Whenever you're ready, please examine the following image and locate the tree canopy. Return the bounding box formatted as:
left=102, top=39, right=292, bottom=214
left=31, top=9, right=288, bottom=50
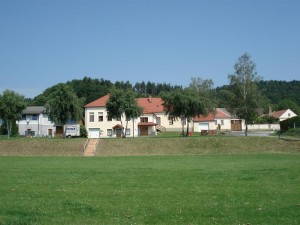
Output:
left=106, top=87, right=142, bottom=137
left=221, top=53, right=262, bottom=136
left=161, top=88, right=209, bottom=136
left=45, top=84, right=84, bottom=137
left=0, top=90, right=27, bottom=138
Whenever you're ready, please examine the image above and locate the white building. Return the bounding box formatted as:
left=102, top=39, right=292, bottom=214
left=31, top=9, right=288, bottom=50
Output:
left=84, top=95, right=185, bottom=138
left=17, top=106, right=56, bottom=137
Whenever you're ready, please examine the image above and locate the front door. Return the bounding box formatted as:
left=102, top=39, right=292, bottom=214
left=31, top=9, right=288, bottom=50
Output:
left=116, top=129, right=122, bottom=138
left=48, top=129, right=53, bottom=137
left=140, top=126, right=148, bottom=136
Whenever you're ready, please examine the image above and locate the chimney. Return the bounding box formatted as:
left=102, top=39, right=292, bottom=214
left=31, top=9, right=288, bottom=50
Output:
left=269, top=106, right=272, bottom=116
left=148, top=95, right=152, bottom=103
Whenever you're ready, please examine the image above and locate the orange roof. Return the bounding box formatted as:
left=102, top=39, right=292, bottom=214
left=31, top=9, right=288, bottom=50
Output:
left=272, top=110, right=286, bottom=118
left=193, top=108, right=231, bottom=122
left=137, top=97, right=164, bottom=114
left=194, top=113, right=215, bottom=122
left=84, top=95, right=110, bottom=108
left=85, top=95, right=165, bottom=114
left=215, top=108, right=231, bottom=119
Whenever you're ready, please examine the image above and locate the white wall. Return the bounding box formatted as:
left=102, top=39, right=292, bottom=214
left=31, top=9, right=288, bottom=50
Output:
left=247, top=124, right=280, bottom=131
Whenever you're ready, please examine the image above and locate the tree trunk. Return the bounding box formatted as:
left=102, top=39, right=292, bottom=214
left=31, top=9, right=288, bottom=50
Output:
left=186, top=119, right=190, bottom=137
left=245, top=123, right=248, bottom=137
left=7, top=121, right=10, bottom=139
left=124, top=120, right=129, bottom=138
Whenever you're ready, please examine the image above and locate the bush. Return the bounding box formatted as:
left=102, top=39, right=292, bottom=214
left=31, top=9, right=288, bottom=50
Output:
left=80, top=125, right=88, bottom=138
left=283, top=128, right=300, bottom=137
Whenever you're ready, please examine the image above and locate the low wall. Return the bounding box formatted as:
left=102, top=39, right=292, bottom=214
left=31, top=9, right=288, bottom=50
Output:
left=247, top=124, right=280, bottom=131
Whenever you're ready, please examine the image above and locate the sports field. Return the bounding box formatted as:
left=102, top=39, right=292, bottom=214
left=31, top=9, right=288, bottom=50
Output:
left=0, top=153, right=299, bottom=224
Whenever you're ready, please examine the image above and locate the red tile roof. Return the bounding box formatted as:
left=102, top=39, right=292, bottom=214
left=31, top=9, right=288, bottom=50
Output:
left=194, top=113, right=215, bottom=122
left=272, top=110, right=286, bottom=118
left=137, top=97, right=164, bottom=114
left=85, top=95, right=165, bottom=114
left=193, top=108, right=232, bottom=122
left=84, top=95, right=110, bottom=108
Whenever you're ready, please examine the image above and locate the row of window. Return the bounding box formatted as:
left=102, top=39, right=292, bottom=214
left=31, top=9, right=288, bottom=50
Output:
left=106, top=128, right=131, bottom=136
left=89, top=112, right=121, bottom=122
left=88, top=112, right=176, bottom=126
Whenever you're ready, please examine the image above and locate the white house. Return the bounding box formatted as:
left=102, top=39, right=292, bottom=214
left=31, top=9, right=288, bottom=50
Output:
left=84, top=95, right=185, bottom=138
left=17, top=106, right=56, bottom=137
left=271, top=109, right=297, bottom=121
left=193, top=108, right=245, bottom=133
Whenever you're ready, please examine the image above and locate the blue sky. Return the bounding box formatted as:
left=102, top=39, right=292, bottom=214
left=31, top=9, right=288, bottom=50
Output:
left=0, top=0, right=299, bottom=98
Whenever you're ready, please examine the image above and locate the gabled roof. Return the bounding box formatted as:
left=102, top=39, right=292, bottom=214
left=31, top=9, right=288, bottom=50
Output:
left=137, top=97, right=164, bottom=114
left=194, top=113, right=215, bottom=122
left=193, top=108, right=232, bottom=122
left=215, top=108, right=231, bottom=119
left=22, top=106, right=46, bottom=114
left=85, top=95, right=165, bottom=114
left=272, top=109, right=287, bottom=119
left=84, top=95, right=110, bottom=108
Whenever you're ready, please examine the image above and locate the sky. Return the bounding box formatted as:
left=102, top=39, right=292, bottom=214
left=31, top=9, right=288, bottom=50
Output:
left=0, top=0, right=299, bottom=98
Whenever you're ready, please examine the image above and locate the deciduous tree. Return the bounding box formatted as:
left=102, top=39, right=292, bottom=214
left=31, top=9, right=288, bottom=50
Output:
left=45, top=83, right=84, bottom=137
left=221, top=53, right=262, bottom=136
left=0, top=90, right=27, bottom=138
left=106, top=87, right=142, bottom=137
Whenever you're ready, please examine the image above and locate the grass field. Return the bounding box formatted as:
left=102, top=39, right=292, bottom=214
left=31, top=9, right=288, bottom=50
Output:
left=0, top=154, right=299, bottom=225
left=0, top=136, right=299, bottom=224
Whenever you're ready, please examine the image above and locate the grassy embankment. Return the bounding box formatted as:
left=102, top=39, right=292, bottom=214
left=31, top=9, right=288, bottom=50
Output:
left=0, top=135, right=299, bottom=224
left=0, top=134, right=299, bottom=156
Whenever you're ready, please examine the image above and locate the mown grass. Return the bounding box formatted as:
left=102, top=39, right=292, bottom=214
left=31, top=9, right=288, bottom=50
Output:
left=0, top=155, right=299, bottom=225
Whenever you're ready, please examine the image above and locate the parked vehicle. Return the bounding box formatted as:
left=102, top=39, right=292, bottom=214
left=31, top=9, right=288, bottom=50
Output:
left=64, top=124, right=80, bottom=138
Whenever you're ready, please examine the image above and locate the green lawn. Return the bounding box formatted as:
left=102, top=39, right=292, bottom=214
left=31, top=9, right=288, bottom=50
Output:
left=0, top=154, right=299, bottom=225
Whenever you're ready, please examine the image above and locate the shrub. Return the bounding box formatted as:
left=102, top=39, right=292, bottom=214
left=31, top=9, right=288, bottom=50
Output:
left=80, top=125, right=88, bottom=138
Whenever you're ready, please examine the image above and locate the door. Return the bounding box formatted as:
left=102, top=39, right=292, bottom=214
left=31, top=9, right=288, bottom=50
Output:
left=140, top=126, right=148, bottom=136
left=116, top=129, right=122, bottom=138
left=48, top=129, right=53, bottom=137
left=89, top=128, right=100, bottom=138
left=231, top=120, right=242, bottom=131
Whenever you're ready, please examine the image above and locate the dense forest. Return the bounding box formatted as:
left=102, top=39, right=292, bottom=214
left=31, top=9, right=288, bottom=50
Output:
left=28, top=77, right=300, bottom=115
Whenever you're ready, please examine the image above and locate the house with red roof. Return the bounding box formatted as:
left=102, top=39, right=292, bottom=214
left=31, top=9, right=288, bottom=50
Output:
left=193, top=108, right=244, bottom=132
left=271, top=109, right=297, bottom=121
left=84, top=95, right=185, bottom=138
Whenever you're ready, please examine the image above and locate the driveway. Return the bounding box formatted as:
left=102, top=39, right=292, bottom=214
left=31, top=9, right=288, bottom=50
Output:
left=227, top=131, right=275, bottom=137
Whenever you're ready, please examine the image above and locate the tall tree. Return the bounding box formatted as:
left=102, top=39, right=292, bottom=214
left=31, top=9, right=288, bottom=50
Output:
left=0, top=90, right=27, bottom=138
left=161, top=89, right=209, bottom=136
left=106, top=87, right=142, bottom=137
left=188, top=77, right=217, bottom=113
left=45, top=83, right=84, bottom=137
left=222, top=53, right=262, bottom=136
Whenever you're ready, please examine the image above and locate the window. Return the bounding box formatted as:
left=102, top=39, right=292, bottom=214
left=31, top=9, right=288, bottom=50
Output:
left=107, top=129, right=112, bottom=136
left=21, top=115, right=26, bottom=120
left=32, top=115, right=38, bottom=120
left=221, top=120, right=224, bottom=125
left=116, top=116, right=121, bottom=121
left=107, top=115, right=112, bottom=121
left=215, top=120, right=218, bottom=125
left=288, top=113, right=291, bottom=117
left=156, top=117, right=161, bottom=125
left=126, top=129, right=130, bottom=136
left=89, top=112, right=94, bottom=122
left=168, top=116, right=174, bottom=125
left=98, top=112, right=103, bottom=122
left=140, top=117, right=148, bottom=123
